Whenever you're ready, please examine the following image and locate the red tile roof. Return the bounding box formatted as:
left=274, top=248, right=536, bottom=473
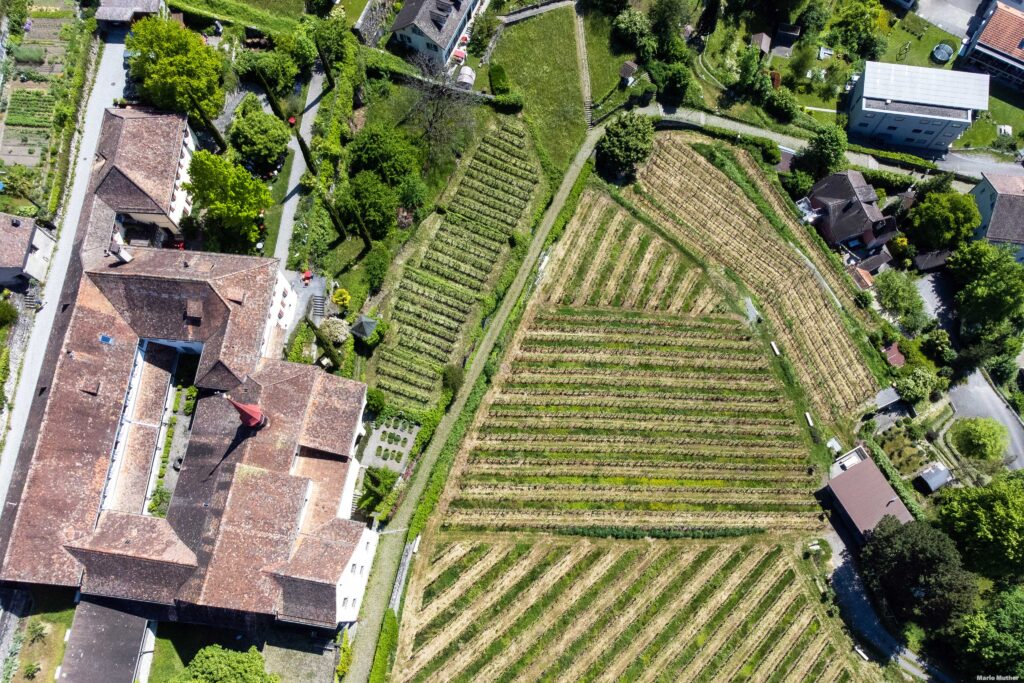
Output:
left=978, top=2, right=1024, bottom=62
left=885, top=343, right=906, bottom=368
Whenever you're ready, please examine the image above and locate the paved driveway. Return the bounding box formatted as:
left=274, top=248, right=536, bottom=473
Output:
left=949, top=371, right=1024, bottom=470
left=914, top=0, right=983, bottom=37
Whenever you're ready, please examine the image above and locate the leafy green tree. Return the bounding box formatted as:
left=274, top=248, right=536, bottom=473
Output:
left=467, top=11, right=499, bottom=56
left=827, top=0, right=888, bottom=59
left=650, top=61, right=696, bottom=106
left=228, top=94, right=291, bottom=172
left=873, top=269, right=929, bottom=334
left=939, top=472, right=1024, bottom=577
left=364, top=243, right=391, bottom=293
left=613, top=8, right=653, bottom=51
left=648, top=0, right=688, bottom=53
left=764, top=86, right=799, bottom=123
left=3, top=163, right=41, bottom=209
left=171, top=645, right=278, bottom=683
left=948, top=241, right=1024, bottom=366
left=735, top=45, right=771, bottom=101
left=797, top=3, right=828, bottom=37
left=799, top=125, right=847, bottom=177
left=952, top=587, right=1024, bottom=679
left=950, top=418, right=1009, bottom=461
left=894, top=367, right=937, bottom=404
left=907, top=192, right=981, bottom=251
left=126, top=17, right=225, bottom=120
left=185, top=151, right=272, bottom=252
left=347, top=126, right=418, bottom=188
left=308, top=14, right=358, bottom=66
left=235, top=49, right=299, bottom=97
left=596, top=111, right=655, bottom=178
left=346, top=171, right=398, bottom=240
left=273, top=32, right=316, bottom=72
left=860, top=517, right=979, bottom=629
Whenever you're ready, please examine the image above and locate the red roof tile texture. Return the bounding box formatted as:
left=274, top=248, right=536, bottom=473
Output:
left=979, top=2, right=1024, bottom=62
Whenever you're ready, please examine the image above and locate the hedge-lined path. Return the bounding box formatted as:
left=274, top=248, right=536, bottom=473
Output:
left=346, top=125, right=605, bottom=683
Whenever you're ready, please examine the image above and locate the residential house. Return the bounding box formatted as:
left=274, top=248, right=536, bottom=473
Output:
left=827, top=447, right=914, bottom=544
left=391, top=0, right=482, bottom=64
left=917, top=462, right=952, bottom=493
left=95, top=0, right=165, bottom=23
left=848, top=62, right=989, bottom=153
left=808, top=170, right=898, bottom=259
left=965, top=1, right=1024, bottom=89
left=0, top=214, right=55, bottom=286
left=94, top=108, right=196, bottom=235
left=750, top=32, right=771, bottom=55
left=972, top=173, right=1024, bottom=260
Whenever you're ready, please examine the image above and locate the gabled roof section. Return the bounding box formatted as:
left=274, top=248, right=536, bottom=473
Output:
left=65, top=511, right=197, bottom=566
left=829, top=457, right=913, bottom=538
left=0, top=213, right=35, bottom=269
left=982, top=174, right=1024, bottom=244
left=93, top=108, right=186, bottom=216
left=265, top=518, right=364, bottom=584
left=978, top=2, right=1024, bottom=63
left=391, top=0, right=471, bottom=51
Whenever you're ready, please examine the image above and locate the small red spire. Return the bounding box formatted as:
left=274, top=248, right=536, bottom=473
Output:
left=225, top=395, right=267, bottom=429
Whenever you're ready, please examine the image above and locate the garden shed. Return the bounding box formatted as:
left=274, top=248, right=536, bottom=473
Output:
left=351, top=314, right=378, bottom=340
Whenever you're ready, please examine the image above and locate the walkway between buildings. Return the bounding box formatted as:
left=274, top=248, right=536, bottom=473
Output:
left=346, top=126, right=605, bottom=683
left=0, top=31, right=127, bottom=514
left=274, top=67, right=327, bottom=270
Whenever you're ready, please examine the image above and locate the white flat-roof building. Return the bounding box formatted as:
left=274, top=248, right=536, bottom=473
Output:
left=848, top=62, right=990, bottom=153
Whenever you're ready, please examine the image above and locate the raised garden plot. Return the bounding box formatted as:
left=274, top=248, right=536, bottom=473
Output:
left=361, top=416, right=420, bottom=474
left=0, top=126, right=50, bottom=168
left=5, top=90, right=56, bottom=128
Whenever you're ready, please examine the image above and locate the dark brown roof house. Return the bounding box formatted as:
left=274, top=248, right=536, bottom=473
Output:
left=0, top=107, right=377, bottom=633
left=828, top=446, right=913, bottom=544
left=972, top=173, right=1024, bottom=253
left=809, top=170, right=898, bottom=251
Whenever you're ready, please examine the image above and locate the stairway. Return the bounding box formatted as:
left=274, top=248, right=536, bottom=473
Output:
left=311, top=295, right=326, bottom=321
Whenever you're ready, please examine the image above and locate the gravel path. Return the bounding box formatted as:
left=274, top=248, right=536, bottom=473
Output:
left=346, top=126, right=605, bottom=683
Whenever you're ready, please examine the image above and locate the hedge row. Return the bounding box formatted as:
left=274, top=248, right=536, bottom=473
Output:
left=847, top=143, right=938, bottom=171
left=368, top=609, right=398, bottom=683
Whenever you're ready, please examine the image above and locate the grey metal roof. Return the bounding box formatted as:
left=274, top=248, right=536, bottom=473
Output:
left=875, top=386, right=901, bottom=409
left=391, top=0, right=471, bottom=52
left=861, top=61, right=990, bottom=113
left=919, top=462, right=952, bottom=492
left=351, top=314, right=378, bottom=340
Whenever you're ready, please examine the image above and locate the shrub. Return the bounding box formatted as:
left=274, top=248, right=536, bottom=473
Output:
left=332, top=287, right=351, bottom=310
left=950, top=418, right=1009, bottom=461
left=492, top=92, right=524, bottom=113
left=764, top=86, right=799, bottom=123
left=0, top=300, right=18, bottom=327
left=27, top=620, right=45, bottom=644
left=489, top=63, right=511, bottom=95
left=366, top=388, right=387, bottom=414
left=184, top=385, right=198, bottom=416
left=12, top=45, right=45, bottom=64
left=442, top=364, right=464, bottom=394
left=364, top=243, right=390, bottom=293
left=369, top=610, right=398, bottom=683
left=22, top=661, right=40, bottom=680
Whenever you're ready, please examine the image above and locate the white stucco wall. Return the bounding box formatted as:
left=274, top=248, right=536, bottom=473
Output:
left=335, top=527, right=378, bottom=623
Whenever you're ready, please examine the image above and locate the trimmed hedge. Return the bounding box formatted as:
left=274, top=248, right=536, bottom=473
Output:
left=368, top=609, right=398, bottom=683
left=489, top=63, right=510, bottom=95
left=848, top=143, right=938, bottom=171
left=854, top=166, right=916, bottom=194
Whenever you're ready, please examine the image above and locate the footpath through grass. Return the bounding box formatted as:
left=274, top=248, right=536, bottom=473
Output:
left=492, top=7, right=586, bottom=180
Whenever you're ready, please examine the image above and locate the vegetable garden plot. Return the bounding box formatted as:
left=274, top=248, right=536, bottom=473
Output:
left=395, top=538, right=866, bottom=682
left=374, top=121, right=540, bottom=410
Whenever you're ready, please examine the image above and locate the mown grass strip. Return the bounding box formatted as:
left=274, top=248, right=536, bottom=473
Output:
left=658, top=545, right=785, bottom=680
left=412, top=544, right=531, bottom=651
left=692, top=567, right=796, bottom=683
left=498, top=549, right=643, bottom=680
left=451, top=547, right=607, bottom=682
left=617, top=544, right=752, bottom=681
left=421, top=543, right=491, bottom=607
left=731, top=595, right=808, bottom=682
left=412, top=545, right=570, bottom=682
left=448, top=498, right=814, bottom=514
left=541, top=548, right=684, bottom=681
left=578, top=546, right=720, bottom=682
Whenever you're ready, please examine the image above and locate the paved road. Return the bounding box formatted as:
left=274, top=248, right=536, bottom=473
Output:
left=950, top=371, right=1024, bottom=470
left=346, top=126, right=604, bottom=683
left=824, top=531, right=957, bottom=683
left=915, top=273, right=1024, bottom=470
left=500, top=0, right=573, bottom=23
left=939, top=150, right=1024, bottom=178
left=0, top=32, right=127, bottom=511
left=274, top=68, right=326, bottom=269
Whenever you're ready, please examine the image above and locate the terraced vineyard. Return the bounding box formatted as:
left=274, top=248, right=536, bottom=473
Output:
left=629, top=134, right=877, bottom=419
left=374, top=121, right=540, bottom=409
left=542, top=193, right=722, bottom=314
left=394, top=142, right=877, bottom=681
left=396, top=537, right=862, bottom=682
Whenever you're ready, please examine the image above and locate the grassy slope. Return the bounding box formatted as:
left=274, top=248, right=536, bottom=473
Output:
left=583, top=11, right=632, bottom=103
left=957, top=83, right=1024, bottom=149
left=168, top=0, right=300, bottom=33
left=492, top=7, right=586, bottom=179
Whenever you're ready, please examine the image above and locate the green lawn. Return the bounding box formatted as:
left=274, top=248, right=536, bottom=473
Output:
left=262, top=146, right=296, bottom=257
left=881, top=17, right=958, bottom=71
left=341, top=0, right=370, bottom=21
left=12, top=590, right=76, bottom=683
left=583, top=10, right=633, bottom=103
left=150, top=622, right=258, bottom=682
left=492, top=6, right=586, bottom=179
left=957, top=83, right=1024, bottom=149
left=168, top=0, right=300, bottom=33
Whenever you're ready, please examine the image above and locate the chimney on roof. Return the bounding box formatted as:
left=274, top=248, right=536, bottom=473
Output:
left=225, top=395, right=268, bottom=429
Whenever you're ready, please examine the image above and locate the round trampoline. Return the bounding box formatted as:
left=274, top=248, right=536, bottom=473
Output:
left=932, top=43, right=955, bottom=63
